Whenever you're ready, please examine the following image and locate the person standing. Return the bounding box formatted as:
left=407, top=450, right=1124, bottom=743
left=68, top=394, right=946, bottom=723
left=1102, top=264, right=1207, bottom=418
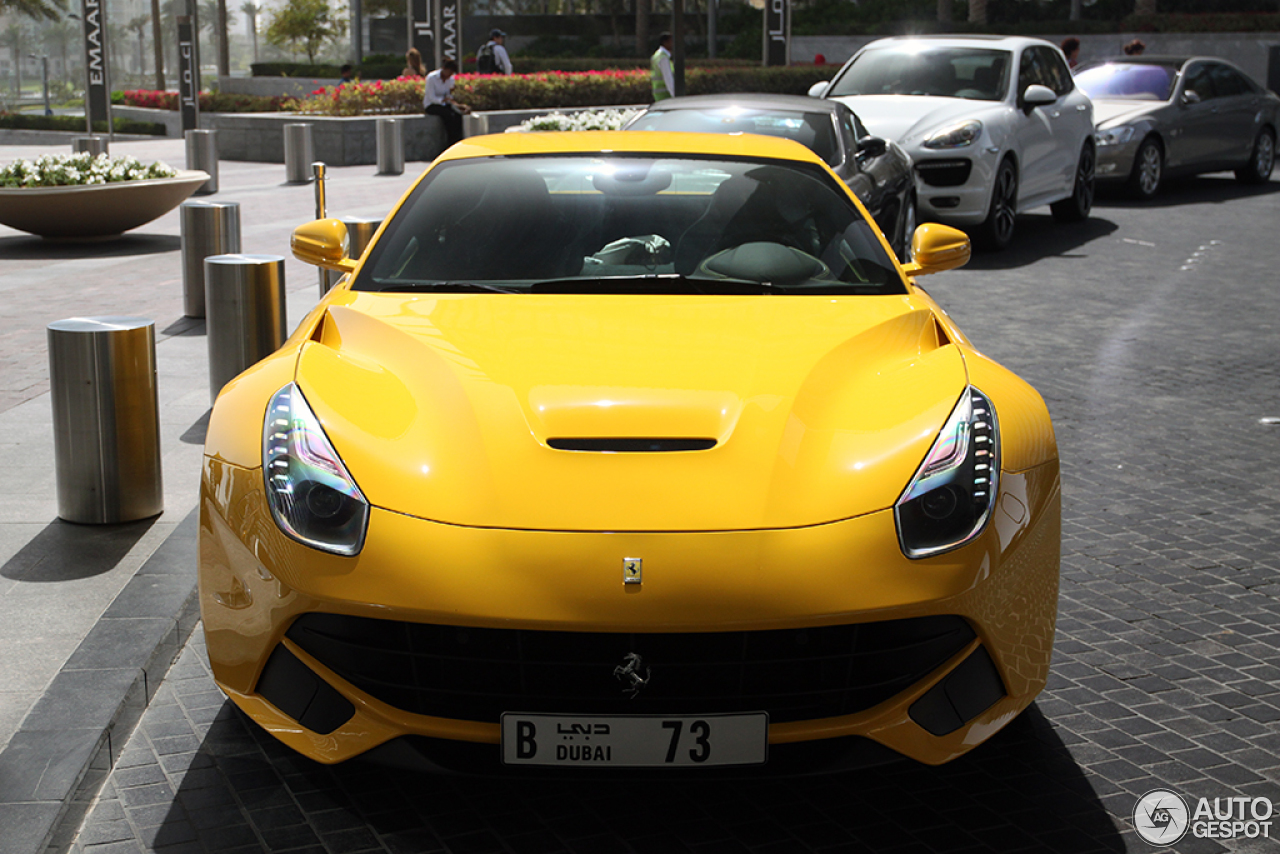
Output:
left=651, top=32, right=675, bottom=102
left=1060, top=37, right=1080, bottom=69
left=424, top=59, right=470, bottom=149
left=477, top=29, right=513, bottom=75
left=403, top=48, right=425, bottom=78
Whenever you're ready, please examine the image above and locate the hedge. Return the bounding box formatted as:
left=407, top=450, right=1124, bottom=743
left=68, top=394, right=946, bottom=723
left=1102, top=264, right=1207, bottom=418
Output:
left=0, top=112, right=166, bottom=136
left=118, top=90, right=287, bottom=113
left=254, top=56, right=757, bottom=80
left=286, top=65, right=832, bottom=115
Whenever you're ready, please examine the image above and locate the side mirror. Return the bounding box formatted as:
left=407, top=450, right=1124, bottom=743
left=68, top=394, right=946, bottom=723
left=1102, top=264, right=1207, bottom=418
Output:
left=900, top=224, right=971, bottom=277
left=1022, top=84, right=1057, bottom=109
left=292, top=218, right=358, bottom=273
left=1181, top=89, right=1202, bottom=105
left=808, top=80, right=830, bottom=98
left=857, top=135, right=887, bottom=158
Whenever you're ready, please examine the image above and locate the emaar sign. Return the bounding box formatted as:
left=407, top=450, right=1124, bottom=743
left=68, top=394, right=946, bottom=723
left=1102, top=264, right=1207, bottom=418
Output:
left=80, top=0, right=111, bottom=130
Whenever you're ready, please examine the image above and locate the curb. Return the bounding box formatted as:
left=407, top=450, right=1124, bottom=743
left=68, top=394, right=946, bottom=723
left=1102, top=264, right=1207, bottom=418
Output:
left=0, top=508, right=200, bottom=854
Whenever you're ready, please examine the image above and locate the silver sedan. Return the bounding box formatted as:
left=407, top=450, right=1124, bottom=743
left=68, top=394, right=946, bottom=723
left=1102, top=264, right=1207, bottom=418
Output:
left=1077, top=56, right=1279, bottom=198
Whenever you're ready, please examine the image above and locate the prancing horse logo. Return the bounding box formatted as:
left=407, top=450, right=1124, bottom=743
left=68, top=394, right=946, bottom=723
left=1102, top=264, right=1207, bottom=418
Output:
left=613, top=652, right=651, bottom=699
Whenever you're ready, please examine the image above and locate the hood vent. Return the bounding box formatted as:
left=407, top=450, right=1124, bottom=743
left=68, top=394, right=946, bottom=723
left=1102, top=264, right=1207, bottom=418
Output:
left=548, top=438, right=717, bottom=453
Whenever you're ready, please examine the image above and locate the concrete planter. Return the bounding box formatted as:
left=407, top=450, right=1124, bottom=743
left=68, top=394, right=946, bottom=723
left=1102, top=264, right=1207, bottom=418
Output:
left=213, top=112, right=447, bottom=165
left=0, top=170, right=210, bottom=239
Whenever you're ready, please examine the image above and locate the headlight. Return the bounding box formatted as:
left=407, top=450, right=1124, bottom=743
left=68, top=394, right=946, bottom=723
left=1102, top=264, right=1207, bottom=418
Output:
left=895, top=387, right=998, bottom=558
left=263, top=383, right=369, bottom=556
left=1095, top=126, right=1136, bottom=146
left=921, top=120, right=983, bottom=150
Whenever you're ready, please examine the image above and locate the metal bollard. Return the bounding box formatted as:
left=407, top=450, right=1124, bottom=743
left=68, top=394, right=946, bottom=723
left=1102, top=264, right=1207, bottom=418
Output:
left=284, top=123, right=314, bottom=184
left=48, top=317, right=163, bottom=524
left=204, top=254, right=287, bottom=403
left=185, top=128, right=219, bottom=195
left=376, top=118, right=404, bottom=175
left=180, top=200, right=241, bottom=319
left=72, top=135, right=109, bottom=156
left=322, top=215, right=382, bottom=294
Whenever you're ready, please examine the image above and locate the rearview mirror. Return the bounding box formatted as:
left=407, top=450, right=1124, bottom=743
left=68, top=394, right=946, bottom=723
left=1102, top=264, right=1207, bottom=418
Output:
left=1181, top=89, right=1202, bottom=105
left=808, top=80, right=830, bottom=98
left=292, top=218, right=358, bottom=273
left=900, top=224, right=971, bottom=277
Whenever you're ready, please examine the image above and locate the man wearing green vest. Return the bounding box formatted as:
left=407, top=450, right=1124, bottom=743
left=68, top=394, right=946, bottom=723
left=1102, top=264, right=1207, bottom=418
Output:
left=651, top=32, right=675, bottom=102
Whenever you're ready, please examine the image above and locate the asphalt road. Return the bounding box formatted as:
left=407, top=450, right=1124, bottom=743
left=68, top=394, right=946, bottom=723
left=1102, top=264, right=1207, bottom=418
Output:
left=71, top=173, right=1280, bottom=854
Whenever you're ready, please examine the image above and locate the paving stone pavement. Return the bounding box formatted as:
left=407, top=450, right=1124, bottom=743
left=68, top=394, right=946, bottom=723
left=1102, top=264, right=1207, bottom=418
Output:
left=62, top=174, right=1280, bottom=853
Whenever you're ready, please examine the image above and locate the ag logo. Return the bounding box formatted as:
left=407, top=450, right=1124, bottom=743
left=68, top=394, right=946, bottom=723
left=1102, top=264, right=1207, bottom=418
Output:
left=1134, top=789, right=1189, bottom=846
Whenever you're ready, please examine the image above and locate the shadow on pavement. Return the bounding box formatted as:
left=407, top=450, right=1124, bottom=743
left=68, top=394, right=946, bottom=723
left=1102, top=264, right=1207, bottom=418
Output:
left=0, top=516, right=157, bottom=581
left=161, top=317, right=205, bottom=338
left=960, top=215, right=1120, bottom=273
left=0, top=233, right=181, bottom=259
left=151, top=701, right=1126, bottom=852
left=1095, top=173, right=1280, bottom=210
left=180, top=410, right=211, bottom=445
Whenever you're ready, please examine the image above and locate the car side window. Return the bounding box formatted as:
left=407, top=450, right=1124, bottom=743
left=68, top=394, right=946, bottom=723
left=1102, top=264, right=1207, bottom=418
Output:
left=837, top=111, right=858, bottom=158
left=1181, top=64, right=1215, bottom=101
left=1017, top=49, right=1044, bottom=92
left=1041, top=48, right=1075, bottom=96
left=1208, top=63, right=1248, bottom=97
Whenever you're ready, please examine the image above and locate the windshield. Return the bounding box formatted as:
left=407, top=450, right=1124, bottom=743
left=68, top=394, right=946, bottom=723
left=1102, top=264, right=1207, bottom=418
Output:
left=829, top=46, right=1011, bottom=101
left=627, top=108, right=841, bottom=167
left=1074, top=63, right=1175, bottom=101
left=354, top=155, right=903, bottom=295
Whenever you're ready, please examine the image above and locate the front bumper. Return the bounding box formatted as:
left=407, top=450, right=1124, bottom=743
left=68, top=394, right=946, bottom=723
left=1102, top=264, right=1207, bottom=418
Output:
left=912, top=149, right=998, bottom=226
left=1095, top=139, right=1139, bottom=182
left=199, top=456, right=1060, bottom=769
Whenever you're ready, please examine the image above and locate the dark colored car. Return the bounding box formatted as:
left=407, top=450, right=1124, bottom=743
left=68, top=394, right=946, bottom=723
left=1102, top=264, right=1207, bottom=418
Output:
left=1076, top=56, right=1279, bottom=198
left=625, top=94, right=918, bottom=259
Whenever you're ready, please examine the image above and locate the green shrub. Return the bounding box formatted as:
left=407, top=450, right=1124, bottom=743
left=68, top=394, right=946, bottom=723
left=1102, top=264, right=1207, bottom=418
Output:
left=0, top=112, right=166, bottom=136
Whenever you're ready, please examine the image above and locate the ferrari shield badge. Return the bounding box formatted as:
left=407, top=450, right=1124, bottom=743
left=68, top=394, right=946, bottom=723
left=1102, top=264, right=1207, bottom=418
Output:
left=623, top=557, right=642, bottom=585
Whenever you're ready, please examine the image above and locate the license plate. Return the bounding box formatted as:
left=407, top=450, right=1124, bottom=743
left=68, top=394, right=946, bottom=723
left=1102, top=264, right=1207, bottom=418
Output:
left=501, top=712, right=769, bottom=767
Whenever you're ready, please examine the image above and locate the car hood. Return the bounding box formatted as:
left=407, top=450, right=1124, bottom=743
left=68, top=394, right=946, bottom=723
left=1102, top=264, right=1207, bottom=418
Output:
left=294, top=292, right=968, bottom=532
left=1092, top=99, right=1162, bottom=127
left=831, top=95, right=1003, bottom=146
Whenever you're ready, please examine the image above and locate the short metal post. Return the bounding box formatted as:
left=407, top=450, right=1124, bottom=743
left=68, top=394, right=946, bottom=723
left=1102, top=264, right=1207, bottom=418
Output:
left=180, top=200, right=242, bottom=319
left=48, top=317, right=163, bottom=524
left=204, top=254, right=287, bottom=403
left=185, top=128, right=219, bottom=195
left=72, top=136, right=109, bottom=156
left=376, top=118, right=404, bottom=175
left=284, top=123, right=314, bottom=184
left=322, top=215, right=382, bottom=295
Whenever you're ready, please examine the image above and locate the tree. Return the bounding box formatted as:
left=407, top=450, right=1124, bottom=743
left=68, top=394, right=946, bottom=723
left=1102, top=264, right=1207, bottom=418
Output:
left=266, top=0, right=346, bottom=63
left=968, top=0, right=986, bottom=24
left=0, top=0, right=64, bottom=22
left=1135, top=0, right=1156, bottom=15
left=242, top=1, right=259, bottom=63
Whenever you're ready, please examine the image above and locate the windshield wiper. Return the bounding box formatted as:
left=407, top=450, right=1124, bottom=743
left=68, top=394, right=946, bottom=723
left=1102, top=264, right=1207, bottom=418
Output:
left=528, top=274, right=777, bottom=295
left=376, top=281, right=520, bottom=294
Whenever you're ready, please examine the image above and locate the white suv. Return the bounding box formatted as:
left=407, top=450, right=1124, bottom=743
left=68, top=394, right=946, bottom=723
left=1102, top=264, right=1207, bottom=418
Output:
left=811, top=35, right=1095, bottom=250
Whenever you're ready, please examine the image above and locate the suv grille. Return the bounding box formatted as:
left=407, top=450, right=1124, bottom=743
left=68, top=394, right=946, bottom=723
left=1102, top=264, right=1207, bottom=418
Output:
left=915, top=159, right=973, bottom=187
left=286, top=614, right=975, bottom=724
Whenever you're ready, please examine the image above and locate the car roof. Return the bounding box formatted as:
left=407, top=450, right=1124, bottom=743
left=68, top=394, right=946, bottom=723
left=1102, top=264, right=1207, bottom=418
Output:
left=644, top=93, right=846, bottom=115
left=863, top=34, right=1055, bottom=50
left=438, top=130, right=828, bottom=165
left=1081, top=55, right=1195, bottom=68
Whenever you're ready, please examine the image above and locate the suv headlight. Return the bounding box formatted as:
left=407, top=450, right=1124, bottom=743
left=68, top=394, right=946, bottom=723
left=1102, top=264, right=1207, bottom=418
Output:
left=263, top=383, right=369, bottom=556
left=1095, top=125, right=1136, bottom=147
left=922, top=120, right=983, bottom=149
left=895, top=387, right=998, bottom=558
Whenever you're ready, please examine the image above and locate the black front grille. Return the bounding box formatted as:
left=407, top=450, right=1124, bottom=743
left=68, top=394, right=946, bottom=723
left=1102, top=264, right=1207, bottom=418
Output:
left=286, top=614, right=975, bottom=724
left=547, top=438, right=717, bottom=452
left=915, top=159, right=973, bottom=187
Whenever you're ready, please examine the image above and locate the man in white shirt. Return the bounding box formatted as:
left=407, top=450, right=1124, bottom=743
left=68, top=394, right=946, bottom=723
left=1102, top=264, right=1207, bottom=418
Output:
left=651, top=32, right=674, bottom=101
left=423, top=59, right=470, bottom=148
left=478, top=29, right=513, bottom=75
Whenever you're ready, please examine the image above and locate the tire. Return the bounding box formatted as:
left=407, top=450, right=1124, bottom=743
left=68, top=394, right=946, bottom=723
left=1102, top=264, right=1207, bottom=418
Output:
left=975, top=159, right=1017, bottom=251
left=1051, top=143, right=1095, bottom=223
left=1128, top=136, right=1163, bottom=200
left=894, top=191, right=917, bottom=262
left=1235, top=127, right=1275, bottom=185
